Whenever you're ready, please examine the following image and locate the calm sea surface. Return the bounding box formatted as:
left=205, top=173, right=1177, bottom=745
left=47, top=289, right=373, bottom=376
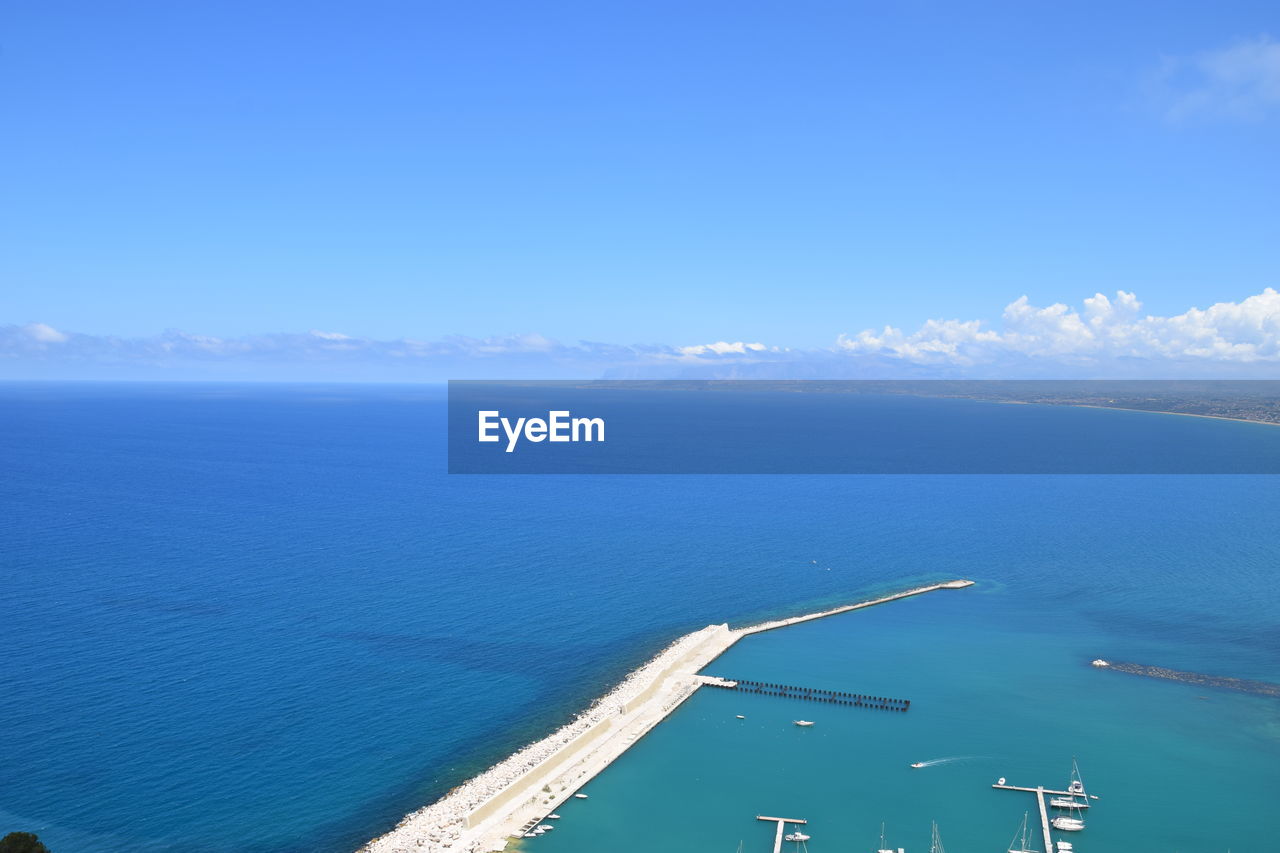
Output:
left=1, top=384, right=1277, bottom=852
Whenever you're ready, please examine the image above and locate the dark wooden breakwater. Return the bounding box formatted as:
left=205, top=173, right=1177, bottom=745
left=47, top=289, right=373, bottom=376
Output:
left=705, top=678, right=909, bottom=711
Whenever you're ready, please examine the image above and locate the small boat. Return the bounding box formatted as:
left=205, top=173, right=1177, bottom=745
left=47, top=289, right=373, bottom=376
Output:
left=736, top=715, right=746, bottom=719
left=785, top=832, right=811, bottom=842
left=793, top=720, right=815, bottom=727
left=1091, top=659, right=1109, bottom=667
left=537, top=825, right=554, bottom=831
left=573, top=793, right=588, bottom=799
left=546, top=814, right=560, bottom=819
left=1054, top=843, right=1073, bottom=852
left=1007, top=811, right=1038, bottom=853
left=523, top=832, right=537, bottom=838
left=910, top=762, right=926, bottom=768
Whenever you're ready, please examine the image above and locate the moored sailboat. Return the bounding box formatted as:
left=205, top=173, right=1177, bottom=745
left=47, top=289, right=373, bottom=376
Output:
left=876, top=821, right=904, bottom=853
left=1050, top=758, right=1089, bottom=828
left=1050, top=758, right=1091, bottom=809
left=1006, top=811, right=1039, bottom=853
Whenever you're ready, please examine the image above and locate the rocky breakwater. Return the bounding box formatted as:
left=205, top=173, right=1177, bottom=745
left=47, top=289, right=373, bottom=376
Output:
left=358, top=623, right=733, bottom=853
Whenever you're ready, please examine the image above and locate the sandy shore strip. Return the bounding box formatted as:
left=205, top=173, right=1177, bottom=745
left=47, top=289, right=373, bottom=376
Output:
left=358, top=579, right=974, bottom=853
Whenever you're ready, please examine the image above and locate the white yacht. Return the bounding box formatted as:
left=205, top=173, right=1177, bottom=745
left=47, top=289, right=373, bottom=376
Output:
left=1048, top=797, right=1089, bottom=810
left=573, top=793, right=588, bottom=799
left=793, top=720, right=815, bottom=727
left=1050, top=815, right=1084, bottom=832
left=785, top=832, right=811, bottom=842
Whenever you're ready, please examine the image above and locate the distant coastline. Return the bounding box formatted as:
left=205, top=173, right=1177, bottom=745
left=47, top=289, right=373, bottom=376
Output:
left=1070, top=403, right=1280, bottom=428
left=563, top=380, right=1280, bottom=427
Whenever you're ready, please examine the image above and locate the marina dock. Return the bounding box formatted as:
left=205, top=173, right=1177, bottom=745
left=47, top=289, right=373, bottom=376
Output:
left=756, top=815, right=807, bottom=853
left=993, top=774, right=1099, bottom=853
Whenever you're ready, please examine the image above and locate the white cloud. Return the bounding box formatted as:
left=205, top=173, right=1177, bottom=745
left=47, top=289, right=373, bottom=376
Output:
left=22, top=322, right=69, bottom=343
left=1157, top=35, right=1280, bottom=121
left=3, top=289, right=1279, bottom=379
left=677, top=341, right=770, bottom=356
left=836, top=288, right=1280, bottom=369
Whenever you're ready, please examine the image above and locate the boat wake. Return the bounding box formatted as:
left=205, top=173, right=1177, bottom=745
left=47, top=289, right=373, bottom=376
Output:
left=910, top=755, right=984, bottom=768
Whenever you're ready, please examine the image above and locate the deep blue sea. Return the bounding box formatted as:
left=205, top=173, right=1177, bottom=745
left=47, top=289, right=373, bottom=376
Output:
left=2, top=383, right=1277, bottom=852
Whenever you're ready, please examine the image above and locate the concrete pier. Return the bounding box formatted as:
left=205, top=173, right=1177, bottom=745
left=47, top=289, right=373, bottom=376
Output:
left=1035, top=787, right=1052, bottom=853
left=361, top=580, right=974, bottom=853
left=993, top=783, right=1099, bottom=799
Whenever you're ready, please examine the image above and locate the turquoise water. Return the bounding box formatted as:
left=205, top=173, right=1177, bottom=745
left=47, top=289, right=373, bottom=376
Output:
left=2, top=384, right=1278, bottom=851
left=529, top=589, right=1280, bottom=853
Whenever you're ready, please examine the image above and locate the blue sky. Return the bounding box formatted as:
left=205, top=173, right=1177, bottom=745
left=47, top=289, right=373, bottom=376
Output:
left=2, top=1, right=1278, bottom=377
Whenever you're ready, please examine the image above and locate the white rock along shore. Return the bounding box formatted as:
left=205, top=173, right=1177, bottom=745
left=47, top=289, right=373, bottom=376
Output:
left=358, top=580, right=973, bottom=853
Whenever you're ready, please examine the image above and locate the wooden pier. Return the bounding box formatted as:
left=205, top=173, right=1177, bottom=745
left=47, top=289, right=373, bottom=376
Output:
left=707, top=677, right=909, bottom=711
left=756, top=816, right=807, bottom=853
